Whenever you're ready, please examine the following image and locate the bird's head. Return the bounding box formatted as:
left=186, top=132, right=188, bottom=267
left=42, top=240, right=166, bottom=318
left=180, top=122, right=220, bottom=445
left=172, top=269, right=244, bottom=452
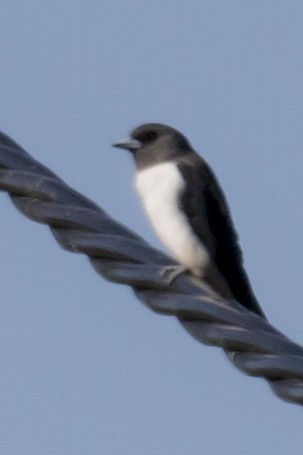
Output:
left=113, top=123, right=192, bottom=169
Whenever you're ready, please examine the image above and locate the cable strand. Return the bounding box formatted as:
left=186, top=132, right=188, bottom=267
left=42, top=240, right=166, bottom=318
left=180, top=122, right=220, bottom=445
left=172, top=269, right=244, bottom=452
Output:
left=0, top=132, right=302, bottom=405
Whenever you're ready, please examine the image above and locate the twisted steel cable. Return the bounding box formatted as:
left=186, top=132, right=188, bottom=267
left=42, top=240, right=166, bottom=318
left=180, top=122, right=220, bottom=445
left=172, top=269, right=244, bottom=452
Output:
left=1, top=131, right=303, bottom=406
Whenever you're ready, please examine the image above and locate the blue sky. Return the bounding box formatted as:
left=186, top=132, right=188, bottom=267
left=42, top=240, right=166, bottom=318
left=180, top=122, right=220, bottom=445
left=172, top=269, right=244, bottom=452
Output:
left=1, top=1, right=303, bottom=454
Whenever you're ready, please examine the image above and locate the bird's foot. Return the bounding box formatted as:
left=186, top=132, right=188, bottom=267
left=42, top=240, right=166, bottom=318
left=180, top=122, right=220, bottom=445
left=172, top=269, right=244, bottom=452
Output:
left=159, top=265, right=188, bottom=285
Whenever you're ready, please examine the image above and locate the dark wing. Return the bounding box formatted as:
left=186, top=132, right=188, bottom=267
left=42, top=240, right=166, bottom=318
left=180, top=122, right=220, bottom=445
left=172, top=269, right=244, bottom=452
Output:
left=178, top=155, right=265, bottom=318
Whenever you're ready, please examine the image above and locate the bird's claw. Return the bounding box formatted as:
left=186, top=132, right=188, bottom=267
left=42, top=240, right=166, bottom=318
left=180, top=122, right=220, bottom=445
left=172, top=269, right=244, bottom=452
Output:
left=159, top=265, right=188, bottom=285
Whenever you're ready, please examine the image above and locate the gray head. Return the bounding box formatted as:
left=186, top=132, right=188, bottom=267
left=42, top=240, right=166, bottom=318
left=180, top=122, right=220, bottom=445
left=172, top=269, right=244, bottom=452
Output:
left=113, top=123, right=193, bottom=169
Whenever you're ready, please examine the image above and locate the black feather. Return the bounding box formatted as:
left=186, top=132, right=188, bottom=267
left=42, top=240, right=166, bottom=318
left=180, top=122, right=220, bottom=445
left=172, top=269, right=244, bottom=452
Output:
left=178, top=155, right=265, bottom=317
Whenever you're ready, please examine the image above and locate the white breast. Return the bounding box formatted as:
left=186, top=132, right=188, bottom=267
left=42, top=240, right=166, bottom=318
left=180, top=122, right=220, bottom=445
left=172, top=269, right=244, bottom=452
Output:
left=135, top=162, right=209, bottom=276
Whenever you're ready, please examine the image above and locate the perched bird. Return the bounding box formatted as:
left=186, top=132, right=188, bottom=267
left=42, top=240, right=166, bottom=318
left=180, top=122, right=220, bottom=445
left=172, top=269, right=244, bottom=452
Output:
left=113, top=123, right=265, bottom=318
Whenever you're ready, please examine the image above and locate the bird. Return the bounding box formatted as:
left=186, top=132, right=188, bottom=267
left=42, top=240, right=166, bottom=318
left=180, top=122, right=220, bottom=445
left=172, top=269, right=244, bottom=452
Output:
left=113, top=123, right=265, bottom=318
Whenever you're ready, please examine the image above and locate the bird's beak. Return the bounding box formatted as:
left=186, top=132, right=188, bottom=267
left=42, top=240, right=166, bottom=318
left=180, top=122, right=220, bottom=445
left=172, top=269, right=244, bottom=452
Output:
left=112, top=138, right=141, bottom=152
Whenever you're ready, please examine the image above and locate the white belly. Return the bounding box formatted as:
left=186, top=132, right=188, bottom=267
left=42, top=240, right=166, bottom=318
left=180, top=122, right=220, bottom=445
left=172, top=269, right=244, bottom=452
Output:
left=135, top=162, right=210, bottom=276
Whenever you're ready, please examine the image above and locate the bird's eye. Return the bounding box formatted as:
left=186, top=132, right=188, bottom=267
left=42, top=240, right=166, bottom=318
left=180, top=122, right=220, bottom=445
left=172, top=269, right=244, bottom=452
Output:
left=146, top=132, right=156, bottom=140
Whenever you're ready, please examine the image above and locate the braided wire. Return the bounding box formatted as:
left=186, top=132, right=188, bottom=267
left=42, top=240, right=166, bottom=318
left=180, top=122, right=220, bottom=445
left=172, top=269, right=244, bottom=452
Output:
left=0, top=131, right=303, bottom=406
